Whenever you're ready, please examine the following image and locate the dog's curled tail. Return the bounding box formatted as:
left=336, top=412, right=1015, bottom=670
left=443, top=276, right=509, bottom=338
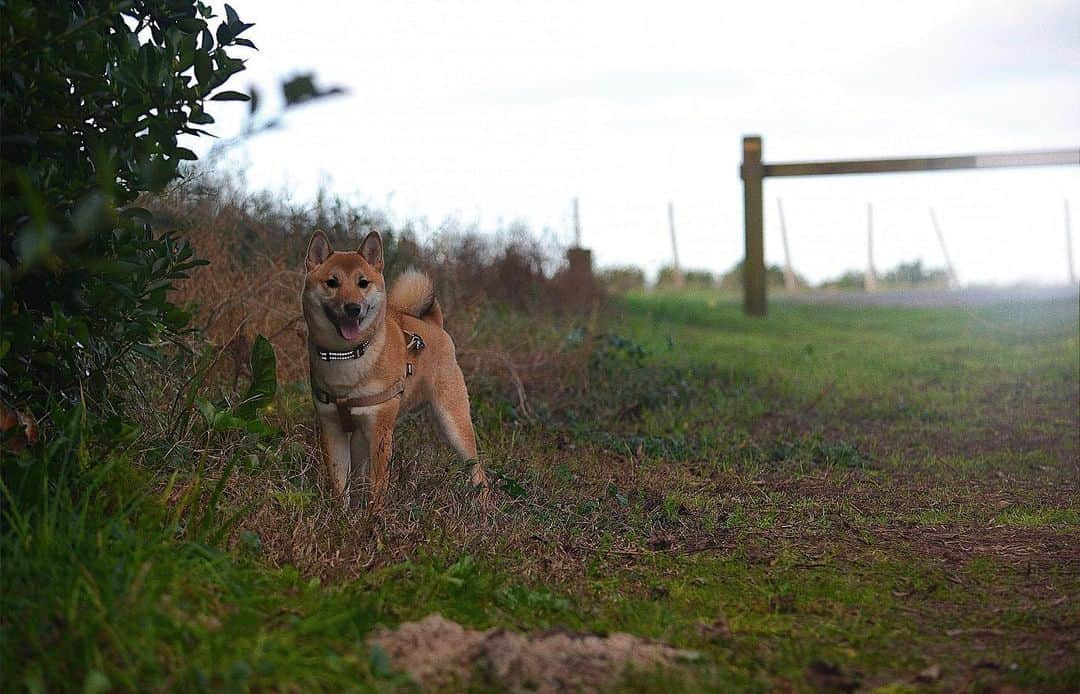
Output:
left=389, top=268, right=443, bottom=328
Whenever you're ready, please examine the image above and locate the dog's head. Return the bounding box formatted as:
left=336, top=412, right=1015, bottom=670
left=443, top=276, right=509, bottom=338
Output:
left=302, top=230, right=386, bottom=346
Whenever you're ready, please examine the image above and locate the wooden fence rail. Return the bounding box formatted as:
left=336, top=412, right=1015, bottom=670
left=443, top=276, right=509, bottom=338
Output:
left=739, top=135, right=1080, bottom=316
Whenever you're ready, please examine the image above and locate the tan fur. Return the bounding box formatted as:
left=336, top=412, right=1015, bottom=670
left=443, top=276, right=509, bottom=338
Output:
left=302, top=230, right=487, bottom=510
left=389, top=268, right=441, bottom=327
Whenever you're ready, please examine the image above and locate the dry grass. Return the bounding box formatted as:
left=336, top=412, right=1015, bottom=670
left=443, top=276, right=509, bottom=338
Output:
left=140, top=175, right=612, bottom=581
left=153, top=175, right=596, bottom=385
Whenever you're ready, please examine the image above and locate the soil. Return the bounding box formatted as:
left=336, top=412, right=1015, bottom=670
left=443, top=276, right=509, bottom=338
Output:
left=369, top=613, right=694, bottom=691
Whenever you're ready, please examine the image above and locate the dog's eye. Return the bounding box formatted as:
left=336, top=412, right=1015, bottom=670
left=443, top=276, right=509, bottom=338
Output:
left=358, top=278, right=370, bottom=289
left=325, top=276, right=339, bottom=288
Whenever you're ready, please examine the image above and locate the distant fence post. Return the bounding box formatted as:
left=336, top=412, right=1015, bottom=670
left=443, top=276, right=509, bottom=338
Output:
left=741, top=136, right=766, bottom=316
left=566, top=247, right=594, bottom=291
left=667, top=201, right=684, bottom=289
left=929, top=206, right=959, bottom=287
left=777, top=198, right=798, bottom=291
left=865, top=203, right=878, bottom=292
left=567, top=196, right=594, bottom=296
left=1066, top=200, right=1076, bottom=285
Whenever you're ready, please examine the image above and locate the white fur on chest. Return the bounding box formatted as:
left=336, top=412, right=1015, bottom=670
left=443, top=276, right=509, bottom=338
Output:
left=309, top=334, right=390, bottom=399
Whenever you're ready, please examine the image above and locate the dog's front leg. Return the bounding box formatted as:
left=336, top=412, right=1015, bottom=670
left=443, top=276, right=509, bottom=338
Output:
left=316, top=407, right=353, bottom=507
left=349, top=427, right=370, bottom=490
left=360, top=404, right=399, bottom=511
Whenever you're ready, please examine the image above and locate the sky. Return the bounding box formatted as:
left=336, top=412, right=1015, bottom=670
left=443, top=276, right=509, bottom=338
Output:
left=192, top=0, right=1080, bottom=285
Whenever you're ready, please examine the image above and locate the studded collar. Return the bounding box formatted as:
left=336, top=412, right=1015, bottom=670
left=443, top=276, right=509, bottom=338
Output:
left=315, top=340, right=370, bottom=362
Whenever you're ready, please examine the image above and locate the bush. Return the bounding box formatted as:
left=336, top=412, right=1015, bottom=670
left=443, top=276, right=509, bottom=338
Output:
left=656, top=266, right=716, bottom=289
left=716, top=260, right=804, bottom=290
left=598, top=266, right=646, bottom=294
left=882, top=260, right=950, bottom=287
left=818, top=260, right=950, bottom=290
left=0, top=1, right=255, bottom=416
left=818, top=270, right=866, bottom=291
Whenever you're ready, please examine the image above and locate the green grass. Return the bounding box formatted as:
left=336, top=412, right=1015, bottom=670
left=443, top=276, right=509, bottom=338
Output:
left=4, top=293, right=1078, bottom=691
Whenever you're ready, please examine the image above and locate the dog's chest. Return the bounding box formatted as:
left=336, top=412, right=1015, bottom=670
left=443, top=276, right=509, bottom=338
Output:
left=311, top=352, right=386, bottom=398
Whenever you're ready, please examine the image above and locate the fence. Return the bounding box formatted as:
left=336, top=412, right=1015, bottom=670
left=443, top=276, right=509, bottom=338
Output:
left=739, top=136, right=1080, bottom=316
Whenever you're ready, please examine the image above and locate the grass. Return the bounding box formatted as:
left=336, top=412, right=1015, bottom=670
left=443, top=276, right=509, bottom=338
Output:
left=3, top=292, right=1078, bottom=691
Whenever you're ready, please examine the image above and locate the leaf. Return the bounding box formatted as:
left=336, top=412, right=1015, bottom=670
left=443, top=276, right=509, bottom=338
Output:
left=177, top=17, right=207, bottom=33
left=235, top=335, right=277, bottom=419
left=242, top=419, right=276, bottom=436
left=492, top=469, right=527, bottom=499
left=211, top=410, right=247, bottom=431
left=210, top=90, right=250, bottom=102
left=197, top=398, right=217, bottom=425
left=282, top=74, right=345, bottom=106
left=194, top=50, right=213, bottom=85
left=188, top=110, right=215, bottom=125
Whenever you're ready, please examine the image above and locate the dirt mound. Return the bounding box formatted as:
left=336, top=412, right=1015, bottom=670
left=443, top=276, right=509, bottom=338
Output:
left=369, top=613, right=694, bottom=691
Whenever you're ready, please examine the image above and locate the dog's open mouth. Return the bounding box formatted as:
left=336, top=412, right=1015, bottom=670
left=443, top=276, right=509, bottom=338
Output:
left=324, top=304, right=365, bottom=342
left=338, top=317, right=362, bottom=342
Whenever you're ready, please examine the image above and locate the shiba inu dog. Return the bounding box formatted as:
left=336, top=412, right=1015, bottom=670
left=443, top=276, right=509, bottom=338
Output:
left=302, top=230, right=487, bottom=509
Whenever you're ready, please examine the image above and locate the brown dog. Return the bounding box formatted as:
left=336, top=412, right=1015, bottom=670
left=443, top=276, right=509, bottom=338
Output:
left=302, top=229, right=487, bottom=509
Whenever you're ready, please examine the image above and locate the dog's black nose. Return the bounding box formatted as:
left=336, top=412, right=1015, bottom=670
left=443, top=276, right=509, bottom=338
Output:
left=344, top=303, right=364, bottom=318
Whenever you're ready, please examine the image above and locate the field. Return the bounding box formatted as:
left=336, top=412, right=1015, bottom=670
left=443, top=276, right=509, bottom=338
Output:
left=5, top=4, right=1077, bottom=691
left=4, top=290, right=1078, bottom=691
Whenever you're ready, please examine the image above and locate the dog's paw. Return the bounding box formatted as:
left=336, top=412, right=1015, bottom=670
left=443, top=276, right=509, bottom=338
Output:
left=467, top=462, right=495, bottom=509
left=468, top=461, right=489, bottom=489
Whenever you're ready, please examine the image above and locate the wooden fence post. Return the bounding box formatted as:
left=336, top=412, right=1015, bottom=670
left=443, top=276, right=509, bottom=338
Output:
left=741, top=136, right=766, bottom=316
left=736, top=137, right=1076, bottom=316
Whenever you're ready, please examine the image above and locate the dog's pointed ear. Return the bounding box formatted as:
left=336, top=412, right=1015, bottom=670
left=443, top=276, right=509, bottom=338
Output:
left=306, top=230, right=332, bottom=271
left=359, top=230, right=384, bottom=271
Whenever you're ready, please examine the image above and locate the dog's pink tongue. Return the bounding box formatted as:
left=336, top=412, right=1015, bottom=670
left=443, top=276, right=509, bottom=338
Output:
left=339, top=318, right=362, bottom=342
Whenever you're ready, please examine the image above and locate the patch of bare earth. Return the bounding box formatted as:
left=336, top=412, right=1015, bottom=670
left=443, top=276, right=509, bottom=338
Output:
left=369, top=613, right=693, bottom=691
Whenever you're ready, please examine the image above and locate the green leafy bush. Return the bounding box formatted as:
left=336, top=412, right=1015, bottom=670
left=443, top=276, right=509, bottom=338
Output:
left=0, top=0, right=255, bottom=414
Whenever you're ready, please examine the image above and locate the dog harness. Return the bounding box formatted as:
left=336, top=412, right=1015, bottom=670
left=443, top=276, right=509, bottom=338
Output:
left=312, top=329, right=426, bottom=432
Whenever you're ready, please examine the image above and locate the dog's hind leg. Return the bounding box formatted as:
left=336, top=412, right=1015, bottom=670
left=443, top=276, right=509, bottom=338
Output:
left=431, top=367, right=488, bottom=489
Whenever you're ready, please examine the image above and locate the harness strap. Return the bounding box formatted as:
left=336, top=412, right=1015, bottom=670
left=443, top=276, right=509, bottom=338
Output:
left=320, top=377, right=406, bottom=432
left=314, top=327, right=427, bottom=432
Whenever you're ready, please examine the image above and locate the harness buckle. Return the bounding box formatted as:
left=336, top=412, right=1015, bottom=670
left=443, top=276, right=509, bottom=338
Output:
left=406, top=332, right=425, bottom=352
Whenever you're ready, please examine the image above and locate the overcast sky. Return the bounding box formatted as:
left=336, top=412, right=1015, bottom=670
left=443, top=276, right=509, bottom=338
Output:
left=194, top=0, right=1080, bottom=285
